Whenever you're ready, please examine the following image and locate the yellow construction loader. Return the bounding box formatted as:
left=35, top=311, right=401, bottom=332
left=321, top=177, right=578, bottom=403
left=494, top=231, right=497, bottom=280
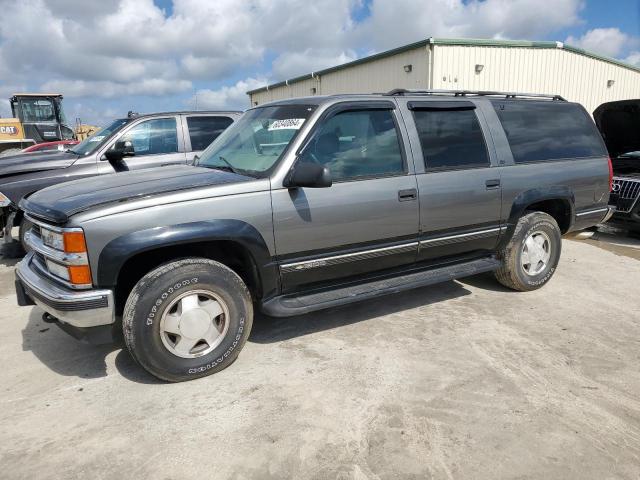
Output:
left=0, top=93, right=97, bottom=156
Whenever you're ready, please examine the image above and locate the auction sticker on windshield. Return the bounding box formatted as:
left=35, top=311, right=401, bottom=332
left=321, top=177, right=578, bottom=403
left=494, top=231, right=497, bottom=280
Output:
left=88, top=135, right=105, bottom=142
left=268, top=119, right=305, bottom=131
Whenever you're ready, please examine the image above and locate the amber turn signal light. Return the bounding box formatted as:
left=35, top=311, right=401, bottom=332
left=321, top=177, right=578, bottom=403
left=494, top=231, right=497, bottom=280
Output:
left=63, top=231, right=87, bottom=253
left=68, top=265, right=92, bottom=285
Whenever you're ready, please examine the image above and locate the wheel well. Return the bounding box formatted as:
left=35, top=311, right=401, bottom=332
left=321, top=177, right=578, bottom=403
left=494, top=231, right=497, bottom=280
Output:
left=524, top=199, right=572, bottom=233
left=113, top=241, right=261, bottom=316
left=13, top=208, right=24, bottom=227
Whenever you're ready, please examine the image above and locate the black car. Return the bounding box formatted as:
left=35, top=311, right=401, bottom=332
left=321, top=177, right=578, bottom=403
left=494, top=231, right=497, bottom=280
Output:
left=594, top=100, right=640, bottom=232
left=0, top=110, right=241, bottom=248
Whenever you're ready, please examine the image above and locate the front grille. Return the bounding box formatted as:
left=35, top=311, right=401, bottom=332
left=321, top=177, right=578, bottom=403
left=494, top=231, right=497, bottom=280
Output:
left=30, top=223, right=41, bottom=237
left=609, top=177, right=640, bottom=213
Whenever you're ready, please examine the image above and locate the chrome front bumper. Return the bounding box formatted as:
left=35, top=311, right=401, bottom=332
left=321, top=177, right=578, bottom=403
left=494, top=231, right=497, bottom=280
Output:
left=15, top=252, right=115, bottom=328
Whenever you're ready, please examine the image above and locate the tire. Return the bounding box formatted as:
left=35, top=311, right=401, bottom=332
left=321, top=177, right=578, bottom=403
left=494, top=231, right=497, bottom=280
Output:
left=494, top=211, right=562, bottom=291
left=122, top=258, right=253, bottom=382
left=19, top=216, right=33, bottom=253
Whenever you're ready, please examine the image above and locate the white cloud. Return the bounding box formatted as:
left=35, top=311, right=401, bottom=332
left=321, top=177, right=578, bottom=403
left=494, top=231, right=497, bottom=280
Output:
left=272, top=49, right=358, bottom=79
left=187, top=77, right=268, bottom=111
left=0, top=82, right=27, bottom=118
left=40, top=78, right=192, bottom=98
left=0, top=0, right=587, bottom=93
left=0, top=0, right=622, bottom=123
left=566, top=28, right=632, bottom=57
left=624, top=51, right=640, bottom=66
left=355, top=0, right=584, bottom=51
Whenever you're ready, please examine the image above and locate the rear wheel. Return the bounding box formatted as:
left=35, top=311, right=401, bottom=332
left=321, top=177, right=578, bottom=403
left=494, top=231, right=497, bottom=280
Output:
left=495, top=212, right=562, bottom=291
left=122, top=258, right=253, bottom=382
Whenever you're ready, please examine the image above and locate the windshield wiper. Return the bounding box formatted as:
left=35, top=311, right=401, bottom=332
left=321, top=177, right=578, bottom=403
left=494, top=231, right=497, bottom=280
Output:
left=211, top=156, right=239, bottom=174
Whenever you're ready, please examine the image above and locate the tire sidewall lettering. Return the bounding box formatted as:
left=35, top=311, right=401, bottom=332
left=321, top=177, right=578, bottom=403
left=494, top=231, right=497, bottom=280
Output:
left=520, top=220, right=559, bottom=287
left=187, top=316, right=245, bottom=374
left=145, top=277, right=199, bottom=326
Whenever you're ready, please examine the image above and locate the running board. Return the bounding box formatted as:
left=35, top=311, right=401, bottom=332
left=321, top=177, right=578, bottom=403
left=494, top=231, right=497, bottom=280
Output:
left=262, top=256, right=501, bottom=317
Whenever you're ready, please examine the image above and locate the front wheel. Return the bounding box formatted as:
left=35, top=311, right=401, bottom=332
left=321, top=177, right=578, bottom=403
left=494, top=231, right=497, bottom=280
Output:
left=494, top=212, right=562, bottom=291
left=123, top=258, right=253, bottom=382
left=19, top=216, right=33, bottom=253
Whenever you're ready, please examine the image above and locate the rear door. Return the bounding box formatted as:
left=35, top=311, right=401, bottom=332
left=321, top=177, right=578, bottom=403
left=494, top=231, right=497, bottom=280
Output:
left=271, top=102, right=420, bottom=292
left=399, top=99, right=503, bottom=261
left=183, top=114, right=235, bottom=162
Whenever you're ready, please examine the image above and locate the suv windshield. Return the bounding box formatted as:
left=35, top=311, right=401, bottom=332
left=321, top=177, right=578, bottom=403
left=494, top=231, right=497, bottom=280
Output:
left=197, top=105, right=316, bottom=176
left=69, top=119, right=129, bottom=156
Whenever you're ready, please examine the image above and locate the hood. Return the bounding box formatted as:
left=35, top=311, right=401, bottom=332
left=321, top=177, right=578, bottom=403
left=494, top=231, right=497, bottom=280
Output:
left=0, top=150, right=78, bottom=179
left=21, top=165, right=253, bottom=224
left=593, top=99, right=640, bottom=160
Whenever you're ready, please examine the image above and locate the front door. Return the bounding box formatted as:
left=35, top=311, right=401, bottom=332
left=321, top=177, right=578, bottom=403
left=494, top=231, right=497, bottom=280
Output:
left=271, top=104, right=420, bottom=292
left=112, top=116, right=186, bottom=171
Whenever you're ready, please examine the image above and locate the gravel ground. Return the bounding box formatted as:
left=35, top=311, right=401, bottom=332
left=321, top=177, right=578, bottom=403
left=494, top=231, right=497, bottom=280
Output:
left=0, top=231, right=639, bottom=480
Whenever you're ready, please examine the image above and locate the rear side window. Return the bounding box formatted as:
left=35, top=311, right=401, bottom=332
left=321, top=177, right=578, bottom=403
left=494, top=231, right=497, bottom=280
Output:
left=299, top=109, right=404, bottom=181
left=493, top=101, right=606, bottom=162
left=187, top=116, right=234, bottom=151
left=412, top=108, right=489, bottom=170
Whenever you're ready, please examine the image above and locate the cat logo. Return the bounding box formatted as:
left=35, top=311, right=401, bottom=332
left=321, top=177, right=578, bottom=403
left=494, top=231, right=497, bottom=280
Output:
left=0, top=125, right=18, bottom=135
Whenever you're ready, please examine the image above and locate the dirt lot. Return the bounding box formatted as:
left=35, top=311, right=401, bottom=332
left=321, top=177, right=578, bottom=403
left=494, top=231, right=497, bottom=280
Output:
left=1, top=231, right=639, bottom=480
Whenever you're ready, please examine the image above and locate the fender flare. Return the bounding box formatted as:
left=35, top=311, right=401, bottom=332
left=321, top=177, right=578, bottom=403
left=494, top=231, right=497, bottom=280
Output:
left=499, top=186, right=575, bottom=249
left=96, top=219, right=279, bottom=297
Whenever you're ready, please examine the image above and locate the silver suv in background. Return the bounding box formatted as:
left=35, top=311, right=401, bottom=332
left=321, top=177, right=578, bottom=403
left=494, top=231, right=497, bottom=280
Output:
left=15, top=90, right=612, bottom=382
left=0, top=111, right=241, bottom=250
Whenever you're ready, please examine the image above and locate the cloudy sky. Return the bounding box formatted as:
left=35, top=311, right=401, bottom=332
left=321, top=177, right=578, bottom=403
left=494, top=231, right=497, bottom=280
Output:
left=0, top=0, right=638, bottom=125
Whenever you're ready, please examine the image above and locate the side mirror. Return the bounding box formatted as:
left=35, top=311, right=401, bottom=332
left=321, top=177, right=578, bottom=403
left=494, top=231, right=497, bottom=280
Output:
left=104, top=140, right=134, bottom=162
left=284, top=162, right=332, bottom=188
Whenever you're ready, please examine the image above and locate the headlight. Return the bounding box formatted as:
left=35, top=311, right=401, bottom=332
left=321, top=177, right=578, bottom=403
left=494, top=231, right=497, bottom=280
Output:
left=45, top=259, right=70, bottom=281
left=38, top=224, right=92, bottom=286
left=41, top=227, right=87, bottom=253
left=41, top=227, right=65, bottom=250
left=0, top=192, right=11, bottom=207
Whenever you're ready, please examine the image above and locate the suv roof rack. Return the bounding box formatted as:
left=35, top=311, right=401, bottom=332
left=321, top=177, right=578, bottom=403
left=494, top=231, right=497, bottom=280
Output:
left=383, top=88, right=566, bottom=101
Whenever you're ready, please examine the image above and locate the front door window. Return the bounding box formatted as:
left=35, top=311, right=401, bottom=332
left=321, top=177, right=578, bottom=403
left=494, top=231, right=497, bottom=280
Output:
left=121, top=118, right=178, bottom=156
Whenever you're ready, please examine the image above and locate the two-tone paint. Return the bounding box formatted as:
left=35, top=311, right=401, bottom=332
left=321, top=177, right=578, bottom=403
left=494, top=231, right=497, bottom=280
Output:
left=17, top=93, right=611, bottom=329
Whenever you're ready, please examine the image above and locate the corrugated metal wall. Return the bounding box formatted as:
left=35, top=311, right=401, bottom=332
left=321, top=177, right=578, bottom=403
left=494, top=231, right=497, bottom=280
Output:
left=250, top=46, right=429, bottom=105
left=433, top=45, right=640, bottom=113
left=320, top=47, right=429, bottom=94
left=251, top=77, right=320, bottom=105
left=250, top=43, right=640, bottom=114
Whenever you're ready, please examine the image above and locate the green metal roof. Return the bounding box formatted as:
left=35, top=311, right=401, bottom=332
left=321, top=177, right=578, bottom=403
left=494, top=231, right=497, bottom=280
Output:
left=247, top=37, right=640, bottom=95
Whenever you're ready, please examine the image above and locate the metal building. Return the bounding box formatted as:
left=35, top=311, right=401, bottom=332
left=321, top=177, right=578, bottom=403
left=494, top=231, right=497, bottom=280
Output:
left=247, top=38, right=640, bottom=114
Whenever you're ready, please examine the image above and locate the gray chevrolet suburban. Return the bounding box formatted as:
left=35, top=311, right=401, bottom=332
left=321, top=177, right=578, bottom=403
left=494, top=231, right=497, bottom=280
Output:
left=0, top=110, right=240, bottom=250
left=14, top=90, right=613, bottom=382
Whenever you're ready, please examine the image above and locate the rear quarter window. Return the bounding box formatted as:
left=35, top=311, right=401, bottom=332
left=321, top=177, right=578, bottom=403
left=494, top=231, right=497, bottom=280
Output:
left=493, top=101, right=607, bottom=163
left=187, top=116, right=234, bottom=151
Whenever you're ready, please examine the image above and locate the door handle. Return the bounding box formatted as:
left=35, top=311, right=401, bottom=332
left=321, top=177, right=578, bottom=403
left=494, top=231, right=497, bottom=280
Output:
left=398, top=188, right=417, bottom=201
left=485, top=179, right=501, bottom=189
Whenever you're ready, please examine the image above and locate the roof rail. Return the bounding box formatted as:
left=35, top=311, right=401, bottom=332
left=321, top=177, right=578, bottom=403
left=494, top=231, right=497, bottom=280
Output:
left=383, top=88, right=566, bottom=101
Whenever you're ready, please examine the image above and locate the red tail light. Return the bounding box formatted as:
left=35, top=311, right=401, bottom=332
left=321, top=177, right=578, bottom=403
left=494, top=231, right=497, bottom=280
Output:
left=607, top=157, right=613, bottom=192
